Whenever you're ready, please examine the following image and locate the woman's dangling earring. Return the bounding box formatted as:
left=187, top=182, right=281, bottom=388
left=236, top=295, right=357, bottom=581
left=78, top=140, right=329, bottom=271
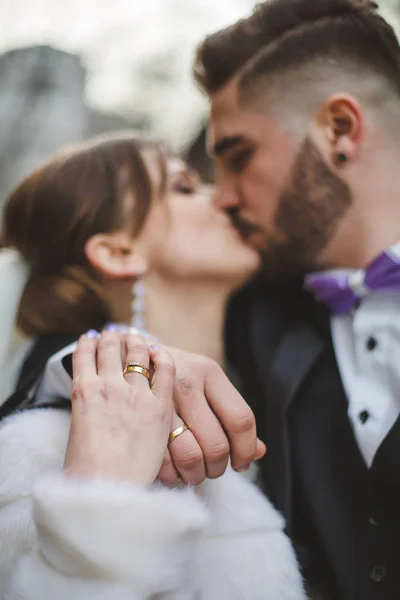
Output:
left=130, top=277, right=147, bottom=333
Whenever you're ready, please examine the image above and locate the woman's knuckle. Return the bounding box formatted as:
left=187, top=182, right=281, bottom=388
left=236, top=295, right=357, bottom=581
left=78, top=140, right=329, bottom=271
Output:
left=72, top=376, right=99, bottom=400
left=71, top=381, right=84, bottom=401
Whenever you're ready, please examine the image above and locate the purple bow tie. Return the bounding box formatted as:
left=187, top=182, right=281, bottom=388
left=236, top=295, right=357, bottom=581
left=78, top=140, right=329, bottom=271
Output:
left=305, top=245, right=400, bottom=315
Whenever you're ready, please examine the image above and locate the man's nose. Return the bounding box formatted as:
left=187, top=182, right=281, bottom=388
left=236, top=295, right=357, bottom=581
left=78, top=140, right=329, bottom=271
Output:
left=213, top=183, right=239, bottom=211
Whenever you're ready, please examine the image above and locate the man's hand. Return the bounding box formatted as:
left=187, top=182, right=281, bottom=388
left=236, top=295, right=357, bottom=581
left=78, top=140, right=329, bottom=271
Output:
left=156, top=346, right=266, bottom=485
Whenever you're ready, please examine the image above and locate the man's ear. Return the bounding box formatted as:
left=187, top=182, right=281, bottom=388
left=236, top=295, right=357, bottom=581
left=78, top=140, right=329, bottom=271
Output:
left=315, top=93, right=364, bottom=167
left=85, top=231, right=147, bottom=279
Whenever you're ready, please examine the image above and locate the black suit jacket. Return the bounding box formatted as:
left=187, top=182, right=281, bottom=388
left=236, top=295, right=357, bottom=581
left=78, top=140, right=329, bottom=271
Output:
left=226, top=278, right=400, bottom=600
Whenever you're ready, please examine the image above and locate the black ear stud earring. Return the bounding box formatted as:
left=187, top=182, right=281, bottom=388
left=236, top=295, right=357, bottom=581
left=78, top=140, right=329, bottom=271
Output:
left=336, top=153, right=347, bottom=164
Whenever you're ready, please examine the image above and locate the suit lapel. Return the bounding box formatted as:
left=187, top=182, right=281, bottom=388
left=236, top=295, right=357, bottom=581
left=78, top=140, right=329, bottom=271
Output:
left=371, top=411, right=400, bottom=508
left=251, top=294, right=326, bottom=529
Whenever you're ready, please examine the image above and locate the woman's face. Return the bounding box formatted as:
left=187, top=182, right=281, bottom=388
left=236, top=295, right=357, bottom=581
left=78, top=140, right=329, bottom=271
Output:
left=141, top=157, right=260, bottom=288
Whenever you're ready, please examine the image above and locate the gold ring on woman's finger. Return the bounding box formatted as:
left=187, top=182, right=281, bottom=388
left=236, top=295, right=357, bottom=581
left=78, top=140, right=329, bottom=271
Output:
left=168, top=423, right=190, bottom=444
left=123, top=362, right=150, bottom=380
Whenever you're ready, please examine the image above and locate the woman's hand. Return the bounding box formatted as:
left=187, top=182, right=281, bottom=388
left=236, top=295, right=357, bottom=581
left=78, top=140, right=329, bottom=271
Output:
left=64, top=331, right=175, bottom=487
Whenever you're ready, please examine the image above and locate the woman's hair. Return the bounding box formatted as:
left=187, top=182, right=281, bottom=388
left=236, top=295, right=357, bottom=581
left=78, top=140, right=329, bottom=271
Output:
left=2, top=133, right=167, bottom=337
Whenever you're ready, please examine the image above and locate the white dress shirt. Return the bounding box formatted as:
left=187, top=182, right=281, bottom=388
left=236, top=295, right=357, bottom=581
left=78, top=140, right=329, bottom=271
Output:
left=331, top=290, right=400, bottom=467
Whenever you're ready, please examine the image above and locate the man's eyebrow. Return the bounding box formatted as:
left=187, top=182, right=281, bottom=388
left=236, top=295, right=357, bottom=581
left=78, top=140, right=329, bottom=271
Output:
left=211, top=136, right=245, bottom=157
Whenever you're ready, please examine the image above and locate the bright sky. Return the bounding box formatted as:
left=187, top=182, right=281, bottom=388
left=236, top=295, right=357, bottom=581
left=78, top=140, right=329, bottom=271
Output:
left=0, top=0, right=259, bottom=145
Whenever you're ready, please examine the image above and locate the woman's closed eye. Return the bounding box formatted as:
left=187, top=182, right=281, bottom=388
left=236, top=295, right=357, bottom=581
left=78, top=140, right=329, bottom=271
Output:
left=175, top=180, right=195, bottom=194
left=171, top=171, right=199, bottom=195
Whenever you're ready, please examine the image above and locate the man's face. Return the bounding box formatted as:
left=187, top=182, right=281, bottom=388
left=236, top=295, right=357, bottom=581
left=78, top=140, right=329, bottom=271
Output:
left=209, top=81, right=352, bottom=281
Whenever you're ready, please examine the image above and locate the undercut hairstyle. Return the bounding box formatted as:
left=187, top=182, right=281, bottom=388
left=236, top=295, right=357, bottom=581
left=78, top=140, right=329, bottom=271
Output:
left=194, top=0, right=400, bottom=131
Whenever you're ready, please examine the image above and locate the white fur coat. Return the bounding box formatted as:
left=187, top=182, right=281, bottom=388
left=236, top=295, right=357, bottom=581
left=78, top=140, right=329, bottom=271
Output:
left=0, top=407, right=305, bottom=599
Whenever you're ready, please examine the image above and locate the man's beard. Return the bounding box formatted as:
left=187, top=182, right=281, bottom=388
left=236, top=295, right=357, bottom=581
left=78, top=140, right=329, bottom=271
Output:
left=230, top=138, right=352, bottom=282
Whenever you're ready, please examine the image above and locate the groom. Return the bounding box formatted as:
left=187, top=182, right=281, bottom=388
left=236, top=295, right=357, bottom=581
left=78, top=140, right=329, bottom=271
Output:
left=191, top=1, right=400, bottom=599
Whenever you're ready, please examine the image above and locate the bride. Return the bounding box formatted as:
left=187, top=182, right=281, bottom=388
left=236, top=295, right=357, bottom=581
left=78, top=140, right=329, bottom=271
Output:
left=0, top=132, right=305, bottom=599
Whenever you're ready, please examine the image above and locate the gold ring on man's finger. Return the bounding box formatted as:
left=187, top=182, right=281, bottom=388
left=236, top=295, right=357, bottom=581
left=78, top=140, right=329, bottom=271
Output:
left=168, top=423, right=190, bottom=444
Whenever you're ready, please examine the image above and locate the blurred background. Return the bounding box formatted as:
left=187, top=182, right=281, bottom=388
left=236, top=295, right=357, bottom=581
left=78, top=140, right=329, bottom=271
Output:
left=0, top=0, right=399, bottom=207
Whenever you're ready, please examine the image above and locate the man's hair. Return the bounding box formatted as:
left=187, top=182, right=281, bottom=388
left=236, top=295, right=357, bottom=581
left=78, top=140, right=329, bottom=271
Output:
left=195, top=0, right=400, bottom=92
left=194, top=0, right=400, bottom=133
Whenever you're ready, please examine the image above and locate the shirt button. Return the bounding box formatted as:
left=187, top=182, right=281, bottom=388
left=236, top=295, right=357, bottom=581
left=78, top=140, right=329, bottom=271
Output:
left=359, top=410, right=370, bottom=424
left=366, top=336, right=378, bottom=351
left=370, top=565, right=387, bottom=583
left=369, top=514, right=382, bottom=526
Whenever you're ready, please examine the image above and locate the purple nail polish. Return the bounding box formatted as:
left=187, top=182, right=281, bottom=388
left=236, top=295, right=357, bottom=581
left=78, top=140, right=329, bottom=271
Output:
left=85, top=329, right=99, bottom=339
left=234, top=463, right=251, bottom=473
left=104, top=324, right=120, bottom=332
left=150, top=344, right=160, bottom=350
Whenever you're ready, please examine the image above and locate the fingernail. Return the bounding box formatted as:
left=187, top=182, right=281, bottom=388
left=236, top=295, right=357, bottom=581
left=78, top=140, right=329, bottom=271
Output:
left=85, top=329, right=99, bottom=339
left=234, top=463, right=251, bottom=473
left=104, top=324, right=120, bottom=332
left=150, top=344, right=160, bottom=350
